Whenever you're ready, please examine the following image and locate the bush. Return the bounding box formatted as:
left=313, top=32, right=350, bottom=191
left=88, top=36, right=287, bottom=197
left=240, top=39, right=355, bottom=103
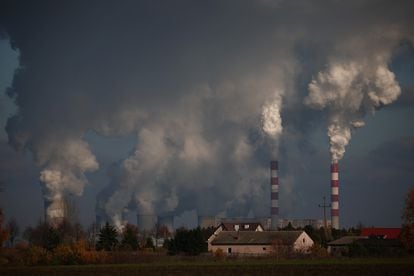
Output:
left=309, top=244, right=329, bottom=258
left=24, top=246, right=51, bottom=266
left=52, top=244, right=80, bottom=265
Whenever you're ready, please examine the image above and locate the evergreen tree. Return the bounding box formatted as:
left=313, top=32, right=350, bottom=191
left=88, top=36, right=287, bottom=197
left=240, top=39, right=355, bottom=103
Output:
left=121, top=224, right=139, bottom=250
left=167, top=227, right=207, bottom=255
left=96, top=223, right=118, bottom=251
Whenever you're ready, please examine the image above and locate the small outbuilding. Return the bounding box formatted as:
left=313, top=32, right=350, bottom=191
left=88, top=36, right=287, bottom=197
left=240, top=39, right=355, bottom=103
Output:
left=208, top=230, right=314, bottom=255
left=327, top=236, right=366, bottom=256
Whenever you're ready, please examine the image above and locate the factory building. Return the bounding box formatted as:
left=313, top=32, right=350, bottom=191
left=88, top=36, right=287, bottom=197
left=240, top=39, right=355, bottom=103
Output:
left=279, top=219, right=331, bottom=229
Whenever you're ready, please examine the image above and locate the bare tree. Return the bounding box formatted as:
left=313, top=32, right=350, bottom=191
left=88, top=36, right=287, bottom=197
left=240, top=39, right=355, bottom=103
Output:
left=7, top=218, right=19, bottom=246
left=86, top=222, right=98, bottom=250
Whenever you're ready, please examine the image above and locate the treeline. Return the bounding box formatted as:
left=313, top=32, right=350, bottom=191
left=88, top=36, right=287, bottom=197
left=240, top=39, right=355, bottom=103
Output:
left=0, top=208, right=216, bottom=266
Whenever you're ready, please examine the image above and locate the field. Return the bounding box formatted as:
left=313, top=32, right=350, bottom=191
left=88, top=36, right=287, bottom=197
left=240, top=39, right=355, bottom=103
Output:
left=1, top=257, right=414, bottom=276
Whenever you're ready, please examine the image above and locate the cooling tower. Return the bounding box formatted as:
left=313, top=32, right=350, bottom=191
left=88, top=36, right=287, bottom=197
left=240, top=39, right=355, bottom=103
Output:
left=137, top=214, right=157, bottom=232
left=158, top=215, right=174, bottom=233
left=331, top=162, right=339, bottom=229
left=270, top=160, right=279, bottom=230
left=44, top=196, right=65, bottom=227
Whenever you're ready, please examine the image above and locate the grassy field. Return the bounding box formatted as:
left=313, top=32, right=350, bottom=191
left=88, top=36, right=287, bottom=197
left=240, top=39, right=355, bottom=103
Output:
left=1, top=257, right=414, bottom=276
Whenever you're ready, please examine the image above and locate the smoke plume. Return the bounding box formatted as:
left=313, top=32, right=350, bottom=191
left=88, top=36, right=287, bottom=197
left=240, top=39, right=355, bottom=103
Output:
left=305, top=30, right=402, bottom=162
left=1, top=0, right=413, bottom=228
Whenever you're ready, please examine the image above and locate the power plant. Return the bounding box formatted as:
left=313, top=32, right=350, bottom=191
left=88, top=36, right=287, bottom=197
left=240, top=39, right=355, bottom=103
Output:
left=45, top=159, right=337, bottom=232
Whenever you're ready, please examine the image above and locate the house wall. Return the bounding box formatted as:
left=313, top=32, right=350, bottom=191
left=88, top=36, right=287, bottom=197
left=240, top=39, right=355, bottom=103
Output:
left=293, top=232, right=314, bottom=253
left=209, top=244, right=273, bottom=255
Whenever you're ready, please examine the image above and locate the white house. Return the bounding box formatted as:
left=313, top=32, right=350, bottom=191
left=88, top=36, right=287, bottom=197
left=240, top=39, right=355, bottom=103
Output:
left=208, top=230, right=314, bottom=255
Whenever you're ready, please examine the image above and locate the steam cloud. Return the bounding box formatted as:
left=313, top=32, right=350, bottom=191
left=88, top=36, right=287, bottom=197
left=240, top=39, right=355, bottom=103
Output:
left=1, top=0, right=412, bottom=228
left=305, top=31, right=403, bottom=162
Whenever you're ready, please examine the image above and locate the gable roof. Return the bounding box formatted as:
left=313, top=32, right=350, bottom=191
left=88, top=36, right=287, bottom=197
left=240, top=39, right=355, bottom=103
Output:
left=361, top=228, right=401, bottom=239
left=328, top=236, right=365, bottom=246
left=211, top=231, right=304, bottom=245
left=220, top=222, right=263, bottom=232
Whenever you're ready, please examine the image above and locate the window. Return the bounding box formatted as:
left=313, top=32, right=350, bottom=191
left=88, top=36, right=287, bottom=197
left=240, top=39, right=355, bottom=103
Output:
left=228, top=247, right=232, bottom=253
left=263, top=247, right=266, bottom=251
left=303, top=238, right=305, bottom=243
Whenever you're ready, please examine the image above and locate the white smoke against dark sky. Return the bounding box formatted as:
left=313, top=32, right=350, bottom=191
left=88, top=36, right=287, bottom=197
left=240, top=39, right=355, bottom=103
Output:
left=1, top=0, right=413, bottom=227
left=305, top=29, right=403, bottom=162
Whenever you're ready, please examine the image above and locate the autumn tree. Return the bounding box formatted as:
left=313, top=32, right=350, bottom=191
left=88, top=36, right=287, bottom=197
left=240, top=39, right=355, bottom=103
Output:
left=400, top=187, right=414, bottom=251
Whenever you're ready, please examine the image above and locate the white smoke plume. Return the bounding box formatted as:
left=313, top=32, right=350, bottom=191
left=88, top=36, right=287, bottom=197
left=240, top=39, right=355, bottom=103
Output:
left=305, top=39, right=402, bottom=161
left=262, top=94, right=283, bottom=138
left=39, top=139, right=99, bottom=219
left=1, top=0, right=412, bottom=229
left=103, top=73, right=293, bottom=229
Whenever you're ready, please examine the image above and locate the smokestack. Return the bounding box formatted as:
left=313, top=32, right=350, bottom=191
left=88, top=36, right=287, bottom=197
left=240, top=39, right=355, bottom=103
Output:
left=331, top=161, right=339, bottom=229
left=270, top=161, right=279, bottom=230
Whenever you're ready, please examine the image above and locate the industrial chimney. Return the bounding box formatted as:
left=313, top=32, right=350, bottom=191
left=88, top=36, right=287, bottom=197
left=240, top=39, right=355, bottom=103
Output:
left=331, top=162, right=339, bottom=229
left=270, top=160, right=279, bottom=230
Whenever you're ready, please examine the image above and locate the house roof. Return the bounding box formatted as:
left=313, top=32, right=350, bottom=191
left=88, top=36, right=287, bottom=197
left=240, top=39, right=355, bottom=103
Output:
left=211, top=231, right=304, bottom=245
left=361, top=228, right=401, bottom=239
left=220, top=222, right=263, bottom=232
left=328, top=236, right=366, bottom=246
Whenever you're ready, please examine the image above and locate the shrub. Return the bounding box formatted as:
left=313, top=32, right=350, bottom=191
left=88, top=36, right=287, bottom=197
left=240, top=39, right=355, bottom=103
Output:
left=309, top=244, right=329, bottom=258
left=24, top=246, right=51, bottom=266
left=52, top=244, right=80, bottom=265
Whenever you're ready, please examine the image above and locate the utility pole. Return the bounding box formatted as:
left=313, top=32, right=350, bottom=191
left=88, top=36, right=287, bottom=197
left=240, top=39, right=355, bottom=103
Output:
left=318, top=196, right=331, bottom=240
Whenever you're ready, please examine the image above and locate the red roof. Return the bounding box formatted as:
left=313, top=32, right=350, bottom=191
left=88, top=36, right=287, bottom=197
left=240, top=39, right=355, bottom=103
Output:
left=361, top=228, right=401, bottom=239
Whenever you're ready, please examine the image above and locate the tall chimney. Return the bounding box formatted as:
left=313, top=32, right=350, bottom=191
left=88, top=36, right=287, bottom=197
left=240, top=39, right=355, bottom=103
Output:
left=270, top=161, right=279, bottom=230
left=331, top=161, right=339, bottom=229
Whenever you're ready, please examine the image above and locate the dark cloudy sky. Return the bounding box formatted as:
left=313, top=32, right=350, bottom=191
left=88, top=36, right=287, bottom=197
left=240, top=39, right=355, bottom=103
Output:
left=0, top=0, right=413, bottom=230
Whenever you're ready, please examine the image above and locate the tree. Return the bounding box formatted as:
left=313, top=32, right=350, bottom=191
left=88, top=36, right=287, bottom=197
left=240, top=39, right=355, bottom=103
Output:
left=86, top=223, right=98, bottom=250
left=156, top=224, right=171, bottom=239
left=96, top=223, right=118, bottom=251
left=0, top=208, right=9, bottom=249
left=7, top=218, right=19, bottom=246
left=166, top=227, right=207, bottom=255
left=303, top=225, right=322, bottom=244
left=145, top=237, right=154, bottom=249
left=400, top=187, right=414, bottom=251
left=120, top=224, right=139, bottom=250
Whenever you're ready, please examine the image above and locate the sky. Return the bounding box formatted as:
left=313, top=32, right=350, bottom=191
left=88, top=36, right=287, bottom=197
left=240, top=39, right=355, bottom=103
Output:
left=0, top=0, right=413, bottom=231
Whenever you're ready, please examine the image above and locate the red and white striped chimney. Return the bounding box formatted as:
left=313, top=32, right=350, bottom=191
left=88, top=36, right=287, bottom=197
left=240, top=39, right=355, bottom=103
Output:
left=331, top=161, right=339, bottom=229
left=270, top=161, right=279, bottom=230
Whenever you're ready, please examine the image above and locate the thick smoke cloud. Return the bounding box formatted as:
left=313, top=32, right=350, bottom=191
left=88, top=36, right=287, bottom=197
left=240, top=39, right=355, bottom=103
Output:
left=305, top=30, right=403, bottom=162
left=1, top=0, right=413, bottom=228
